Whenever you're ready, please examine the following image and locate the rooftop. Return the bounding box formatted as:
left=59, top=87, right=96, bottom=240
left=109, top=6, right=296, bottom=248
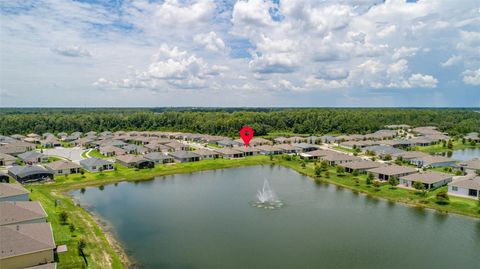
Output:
left=0, top=223, right=55, bottom=259
left=400, top=171, right=452, bottom=184
left=0, top=201, right=47, bottom=226
left=0, top=183, right=29, bottom=199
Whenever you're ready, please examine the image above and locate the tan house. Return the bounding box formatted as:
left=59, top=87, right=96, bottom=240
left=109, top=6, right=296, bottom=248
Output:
left=215, top=148, right=244, bottom=159
left=399, top=171, right=452, bottom=190
left=0, top=201, right=47, bottom=226
left=232, top=146, right=261, bottom=156
left=0, top=223, right=56, bottom=269
left=338, top=160, right=385, bottom=173
left=0, top=153, right=17, bottom=166
left=116, top=154, right=154, bottom=169
left=192, top=149, right=220, bottom=159
left=0, top=183, right=30, bottom=202
left=367, top=165, right=418, bottom=181
left=44, top=160, right=82, bottom=175
left=99, top=145, right=126, bottom=157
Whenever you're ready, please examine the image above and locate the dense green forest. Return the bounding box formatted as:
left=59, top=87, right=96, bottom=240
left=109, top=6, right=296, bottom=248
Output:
left=0, top=108, right=479, bottom=136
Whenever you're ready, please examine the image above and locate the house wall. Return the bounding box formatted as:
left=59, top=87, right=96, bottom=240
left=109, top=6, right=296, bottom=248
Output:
left=448, top=185, right=480, bottom=199
left=0, top=249, right=54, bottom=269
left=0, top=194, right=29, bottom=202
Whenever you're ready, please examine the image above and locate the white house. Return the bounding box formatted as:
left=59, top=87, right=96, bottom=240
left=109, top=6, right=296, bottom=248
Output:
left=448, top=175, right=480, bottom=199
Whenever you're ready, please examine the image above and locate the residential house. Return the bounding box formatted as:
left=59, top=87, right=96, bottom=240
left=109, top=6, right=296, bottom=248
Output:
left=116, top=155, right=154, bottom=169
left=164, top=141, right=188, bottom=152
left=367, top=165, right=418, bottom=181
left=319, top=153, right=362, bottom=166
left=144, top=152, right=174, bottom=164
left=464, top=132, right=479, bottom=142
left=10, top=134, right=25, bottom=141
left=17, top=151, right=48, bottom=164
left=40, top=137, right=61, bottom=148
left=399, top=171, right=452, bottom=189
left=0, top=183, right=29, bottom=202
left=0, top=201, right=47, bottom=226
left=192, top=149, right=220, bottom=160
left=273, top=137, right=288, bottom=144
left=144, top=143, right=171, bottom=153
left=456, top=158, right=480, bottom=175
left=168, top=151, right=200, bottom=163
left=273, top=144, right=301, bottom=154
left=79, top=157, right=114, bottom=172
left=0, top=153, right=17, bottom=166
left=362, top=145, right=405, bottom=158
left=250, top=137, right=272, bottom=146
left=44, top=160, right=82, bottom=175
left=410, top=155, right=456, bottom=168
left=0, top=223, right=56, bottom=269
left=217, top=139, right=241, bottom=147
left=339, top=160, right=385, bottom=173
left=448, top=175, right=480, bottom=199
left=256, top=145, right=284, bottom=155
left=286, top=136, right=306, bottom=143
left=99, top=145, right=126, bottom=157
left=394, top=151, right=429, bottom=161
left=340, top=140, right=378, bottom=149
left=291, top=143, right=319, bottom=152
left=215, top=148, right=244, bottom=159
left=232, top=146, right=261, bottom=156
left=411, top=126, right=442, bottom=136
left=0, top=144, right=31, bottom=156
left=8, top=165, right=54, bottom=183
left=299, top=149, right=334, bottom=160
left=122, top=144, right=148, bottom=155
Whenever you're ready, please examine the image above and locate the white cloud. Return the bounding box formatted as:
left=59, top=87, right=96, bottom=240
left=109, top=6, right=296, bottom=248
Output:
left=441, top=55, right=462, bottom=67
left=408, top=74, right=438, bottom=88
left=462, top=68, right=480, bottom=86
left=51, top=46, right=91, bottom=57
left=194, top=32, right=226, bottom=52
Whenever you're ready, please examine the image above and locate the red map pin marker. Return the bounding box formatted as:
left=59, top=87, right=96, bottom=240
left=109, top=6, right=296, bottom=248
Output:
left=239, top=126, right=254, bottom=148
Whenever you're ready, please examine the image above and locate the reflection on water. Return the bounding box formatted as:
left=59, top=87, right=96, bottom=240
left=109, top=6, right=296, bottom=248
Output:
left=451, top=148, right=480, bottom=161
left=72, top=166, right=480, bottom=269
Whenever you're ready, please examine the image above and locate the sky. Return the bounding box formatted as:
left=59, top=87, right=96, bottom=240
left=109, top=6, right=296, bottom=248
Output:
left=0, top=0, right=479, bottom=107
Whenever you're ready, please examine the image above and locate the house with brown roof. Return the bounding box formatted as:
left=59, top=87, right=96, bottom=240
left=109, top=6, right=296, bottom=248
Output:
left=367, top=165, right=418, bottom=181
left=399, top=171, right=452, bottom=189
left=0, top=223, right=56, bottom=269
left=394, top=151, right=429, bottom=161
left=448, top=175, right=480, bottom=199
left=215, top=148, right=244, bottom=159
left=44, top=160, right=82, bottom=175
left=192, top=149, right=219, bottom=159
left=0, top=201, right=47, bottom=226
left=256, top=145, right=284, bottom=155
left=116, top=155, right=154, bottom=169
left=299, top=149, right=334, bottom=160
left=40, top=137, right=61, bottom=148
left=144, top=143, right=171, bottom=153
left=165, top=141, right=188, bottom=151
left=17, top=151, right=48, bottom=164
left=0, top=153, right=17, bottom=166
left=0, top=183, right=29, bottom=202
left=144, top=152, right=174, bottom=164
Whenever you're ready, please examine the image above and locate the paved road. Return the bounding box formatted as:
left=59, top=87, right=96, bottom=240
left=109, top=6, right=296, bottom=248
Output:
left=41, top=147, right=86, bottom=163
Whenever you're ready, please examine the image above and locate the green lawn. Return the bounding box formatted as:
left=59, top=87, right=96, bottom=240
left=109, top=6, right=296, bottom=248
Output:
left=26, top=154, right=480, bottom=269
left=415, top=140, right=480, bottom=154
left=89, top=149, right=106, bottom=159
left=207, top=143, right=223, bottom=148
left=333, top=146, right=357, bottom=153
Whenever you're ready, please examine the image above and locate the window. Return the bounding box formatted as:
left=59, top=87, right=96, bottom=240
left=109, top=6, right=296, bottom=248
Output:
left=452, top=186, right=458, bottom=191
left=468, top=189, right=478, bottom=197
left=58, top=170, right=62, bottom=174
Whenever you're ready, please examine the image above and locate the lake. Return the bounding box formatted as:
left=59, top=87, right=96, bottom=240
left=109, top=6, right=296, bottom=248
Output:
left=72, top=165, right=480, bottom=269
left=451, top=148, right=480, bottom=161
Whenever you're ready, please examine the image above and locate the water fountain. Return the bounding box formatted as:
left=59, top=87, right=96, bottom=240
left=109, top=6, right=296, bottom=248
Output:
left=251, top=178, right=284, bottom=209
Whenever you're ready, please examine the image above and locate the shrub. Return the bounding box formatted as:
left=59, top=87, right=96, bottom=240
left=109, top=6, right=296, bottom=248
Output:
left=59, top=211, right=68, bottom=224
left=352, top=170, right=359, bottom=177
left=388, top=176, right=399, bottom=189
left=366, top=173, right=374, bottom=185
left=435, top=191, right=450, bottom=205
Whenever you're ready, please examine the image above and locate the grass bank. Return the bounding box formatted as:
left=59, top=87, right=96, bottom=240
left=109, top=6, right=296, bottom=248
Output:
left=28, top=156, right=273, bottom=269
left=416, top=140, right=480, bottom=154
left=27, top=155, right=480, bottom=269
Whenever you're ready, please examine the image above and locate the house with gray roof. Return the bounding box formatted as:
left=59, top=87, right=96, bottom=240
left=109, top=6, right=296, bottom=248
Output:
left=367, top=165, right=417, bottom=181
left=144, top=152, right=174, bottom=164
left=0, top=223, right=56, bottom=269
left=0, top=183, right=29, bottom=202
left=338, top=160, right=385, bottom=173
left=122, top=144, right=148, bottom=155
left=17, top=151, right=48, bottom=164
left=164, top=141, right=188, bottom=151
left=399, top=171, right=452, bottom=190
left=192, top=149, right=220, bottom=159
left=217, top=139, right=241, bottom=147
left=273, top=144, right=301, bottom=154
left=256, top=145, right=284, bottom=155
left=79, top=157, right=114, bottom=172
left=215, top=148, right=244, bottom=159
left=319, top=153, right=362, bottom=166
left=0, top=201, right=47, bottom=226
left=291, top=143, right=319, bottom=152
left=410, top=155, right=456, bottom=168
left=168, top=151, right=200, bottom=162
left=232, top=146, right=261, bottom=156
left=456, top=158, right=480, bottom=175
left=99, top=145, right=126, bottom=157
left=448, top=175, right=480, bottom=199
left=8, top=165, right=54, bottom=183
left=299, top=149, right=335, bottom=160
left=362, top=145, right=405, bottom=158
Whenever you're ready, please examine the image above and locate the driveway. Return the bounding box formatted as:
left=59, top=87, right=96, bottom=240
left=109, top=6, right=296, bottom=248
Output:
left=40, top=147, right=86, bottom=163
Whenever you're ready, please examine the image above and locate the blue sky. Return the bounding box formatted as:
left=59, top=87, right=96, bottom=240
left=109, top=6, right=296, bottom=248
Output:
left=0, top=0, right=479, bottom=107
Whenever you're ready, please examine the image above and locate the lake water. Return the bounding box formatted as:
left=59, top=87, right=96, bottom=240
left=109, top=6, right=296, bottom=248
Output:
left=451, top=148, right=480, bottom=161
left=71, top=166, right=480, bottom=269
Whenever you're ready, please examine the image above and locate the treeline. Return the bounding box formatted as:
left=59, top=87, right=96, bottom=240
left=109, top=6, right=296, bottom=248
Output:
left=0, top=108, right=479, bottom=137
